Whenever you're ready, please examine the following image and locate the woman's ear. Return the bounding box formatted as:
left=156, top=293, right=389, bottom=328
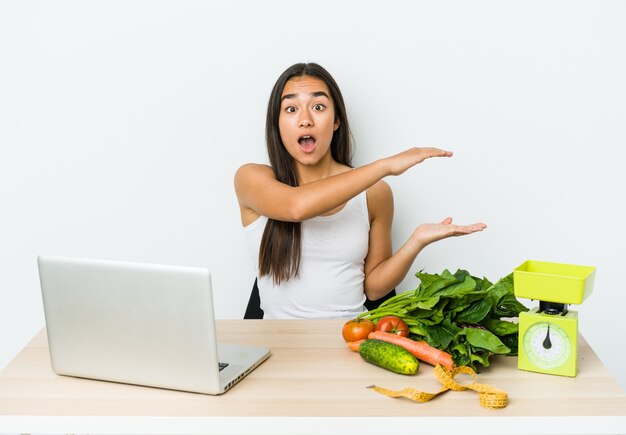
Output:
left=334, top=118, right=340, bottom=131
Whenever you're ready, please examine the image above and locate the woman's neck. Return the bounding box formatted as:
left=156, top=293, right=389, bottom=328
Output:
left=296, top=156, right=346, bottom=185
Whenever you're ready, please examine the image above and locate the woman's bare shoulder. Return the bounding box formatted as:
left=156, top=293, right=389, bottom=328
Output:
left=367, top=179, right=393, bottom=201
left=366, top=179, right=394, bottom=220
left=235, top=162, right=273, bottom=178
left=234, top=163, right=275, bottom=189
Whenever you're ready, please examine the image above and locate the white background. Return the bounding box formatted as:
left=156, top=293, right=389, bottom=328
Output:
left=1, top=0, right=625, bottom=392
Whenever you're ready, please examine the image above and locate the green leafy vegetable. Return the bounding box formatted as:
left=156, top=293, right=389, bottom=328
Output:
left=454, top=298, right=492, bottom=324
left=358, top=270, right=528, bottom=371
left=461, top=328, right=510, bottom=354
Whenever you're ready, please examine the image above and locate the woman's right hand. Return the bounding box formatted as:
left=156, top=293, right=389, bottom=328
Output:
left=383, top=147, right=453, bottom=176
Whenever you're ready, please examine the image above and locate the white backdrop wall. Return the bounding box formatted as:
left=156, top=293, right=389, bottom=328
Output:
left=1, top=1, right=625, bottom=391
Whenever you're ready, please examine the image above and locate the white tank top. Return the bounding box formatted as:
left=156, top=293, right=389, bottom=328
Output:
left=244, top=191, right=370, bottom=319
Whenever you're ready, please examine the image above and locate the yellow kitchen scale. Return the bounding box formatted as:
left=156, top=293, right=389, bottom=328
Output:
left=513, top=260, right=596, bottom=377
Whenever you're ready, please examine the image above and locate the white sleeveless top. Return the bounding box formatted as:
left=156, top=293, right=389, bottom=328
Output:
left=244, top=191, right=370, bottom=319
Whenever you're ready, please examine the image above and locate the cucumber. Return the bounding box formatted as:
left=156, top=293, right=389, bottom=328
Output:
left=358, top=339, right=419, bottom=375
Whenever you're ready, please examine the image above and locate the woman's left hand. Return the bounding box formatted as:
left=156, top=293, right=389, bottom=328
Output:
left=411, top=217, right=487, bottom=247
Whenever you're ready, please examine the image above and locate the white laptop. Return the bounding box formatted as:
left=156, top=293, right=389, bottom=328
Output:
left=37, top=255, right=271, bottom=395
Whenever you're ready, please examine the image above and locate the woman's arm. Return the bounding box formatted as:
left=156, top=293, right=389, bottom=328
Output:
left=234, top=147, right=452, bottom=224
left=363, top=184, right=487, bottom=300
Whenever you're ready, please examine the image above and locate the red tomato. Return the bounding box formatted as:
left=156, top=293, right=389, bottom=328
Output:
left=342, top=318, right=375, bottom=342
left=374, top=315, right=409, bottom=337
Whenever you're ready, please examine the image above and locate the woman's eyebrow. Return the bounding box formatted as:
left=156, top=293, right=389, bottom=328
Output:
left=281, top=91, right=330, bottom=102
left=310, top=91, right=330, bottom=99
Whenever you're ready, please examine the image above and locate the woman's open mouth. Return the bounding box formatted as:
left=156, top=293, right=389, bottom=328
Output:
left=298, top=135, right=317, bottom=153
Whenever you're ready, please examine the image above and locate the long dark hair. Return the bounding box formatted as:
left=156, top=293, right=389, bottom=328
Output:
left=259, top=63, right=353, bottom=284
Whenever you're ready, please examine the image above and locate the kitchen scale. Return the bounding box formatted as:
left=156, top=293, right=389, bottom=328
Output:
left=513, top=260, right=596, bottom=377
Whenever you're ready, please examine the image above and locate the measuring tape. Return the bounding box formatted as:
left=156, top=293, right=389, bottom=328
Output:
left=367, top=364, right=508, bottom=409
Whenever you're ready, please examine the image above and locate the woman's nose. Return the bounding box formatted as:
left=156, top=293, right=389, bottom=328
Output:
left=298, top=111, right=313, bottom=128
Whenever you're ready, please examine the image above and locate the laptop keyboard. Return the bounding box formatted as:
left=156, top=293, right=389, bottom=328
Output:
left=218, top=362, right=229, bottom=371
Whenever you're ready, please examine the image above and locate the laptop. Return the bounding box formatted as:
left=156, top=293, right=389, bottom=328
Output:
left=37, top=254, right=271, bottom=395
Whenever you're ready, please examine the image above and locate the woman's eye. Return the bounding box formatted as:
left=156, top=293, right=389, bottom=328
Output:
left=285, top=106, right=296, bottom=113
left=313, top=104, right=325, bottom=111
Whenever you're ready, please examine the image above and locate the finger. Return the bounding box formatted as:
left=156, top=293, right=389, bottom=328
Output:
left=464, top=223, right=487, bottom=233
left=450, top=223, right=487, bottom=236
left=428, top=148, right=453, bottom=158
left=441, top=217, right=453, bottom=225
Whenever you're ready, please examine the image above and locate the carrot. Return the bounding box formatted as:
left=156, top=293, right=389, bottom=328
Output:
left=347, top=339, right=365, bottom=352
left=368, top=331, right=454, bottom=370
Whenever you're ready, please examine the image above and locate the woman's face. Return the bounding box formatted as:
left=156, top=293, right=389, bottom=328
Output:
left=278, top=75, right=340, bottom=168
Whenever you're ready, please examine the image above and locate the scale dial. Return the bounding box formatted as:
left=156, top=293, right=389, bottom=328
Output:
left=523, top=321, right=571, bottom=369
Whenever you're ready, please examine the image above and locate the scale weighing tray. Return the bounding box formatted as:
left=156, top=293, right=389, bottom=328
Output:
left=513, top=260, right=596, bottom=304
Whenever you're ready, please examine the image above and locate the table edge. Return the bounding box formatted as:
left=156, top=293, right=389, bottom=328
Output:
left=1, top=415, right=625, bottom=435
